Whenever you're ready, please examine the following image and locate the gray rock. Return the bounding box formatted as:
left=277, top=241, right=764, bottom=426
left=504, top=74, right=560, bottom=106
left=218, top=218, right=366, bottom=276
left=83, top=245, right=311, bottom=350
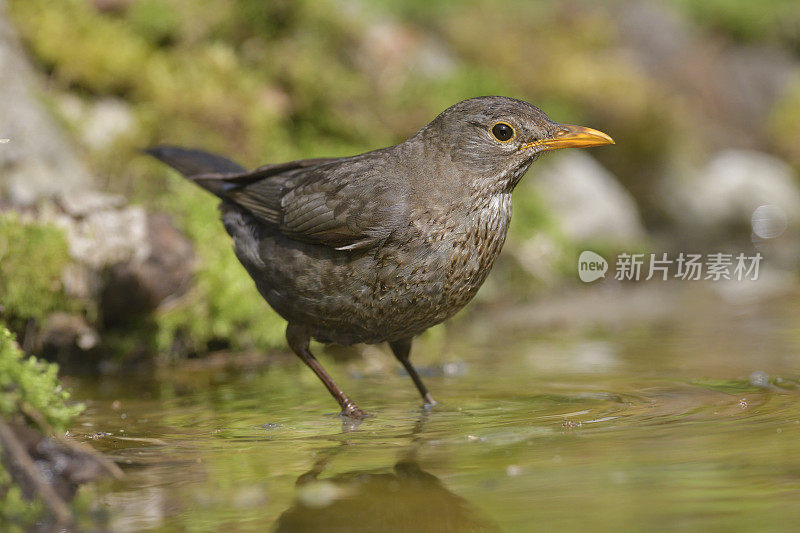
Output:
left=530, top=152, right=646, bottom=245
left=664, top=149, right=800, bottom=235
left=57, top=188, right=127, bottom=218
left=36, top=312, right=100, bottom=363
left=58, top=96, right=136, bottom=151
left=34, top=191, right=194, bottom=331
left=748, top=371, right=770, bottom=388
left=0, top=7, right=93, bottom=204
left=42, top=190, right=150, bottom=270
left=50, top=192, right=194, bottom=317
left=100, top=212, right=194, bottom=325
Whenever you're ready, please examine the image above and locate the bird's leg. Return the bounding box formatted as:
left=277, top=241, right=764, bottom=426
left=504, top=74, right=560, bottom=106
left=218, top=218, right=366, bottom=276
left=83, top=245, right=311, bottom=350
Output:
left=286, top=324, right=367, bottom=419
left=389, top=338, right=437, bottom=406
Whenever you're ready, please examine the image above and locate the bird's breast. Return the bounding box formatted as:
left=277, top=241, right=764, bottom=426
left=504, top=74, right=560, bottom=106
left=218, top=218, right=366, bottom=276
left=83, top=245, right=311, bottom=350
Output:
left=379, top=192, right=512, bottom=322
left=441, top=192, right=512, bottom=301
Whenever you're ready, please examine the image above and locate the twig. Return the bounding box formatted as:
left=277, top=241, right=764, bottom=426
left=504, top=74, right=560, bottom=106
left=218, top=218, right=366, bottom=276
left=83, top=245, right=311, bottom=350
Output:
left=0, top=418, right=74, bottom=526
left=19, top=402, right=124, bottom=479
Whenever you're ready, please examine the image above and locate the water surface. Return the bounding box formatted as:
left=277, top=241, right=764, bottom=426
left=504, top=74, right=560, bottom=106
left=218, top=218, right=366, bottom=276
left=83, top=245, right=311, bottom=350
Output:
left=69, top=284, right=800, bottom=531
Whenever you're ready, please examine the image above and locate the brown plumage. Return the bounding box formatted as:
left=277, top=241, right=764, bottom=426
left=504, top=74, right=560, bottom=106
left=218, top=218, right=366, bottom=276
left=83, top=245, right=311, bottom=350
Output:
left=147, top=96, right=613, bottom=418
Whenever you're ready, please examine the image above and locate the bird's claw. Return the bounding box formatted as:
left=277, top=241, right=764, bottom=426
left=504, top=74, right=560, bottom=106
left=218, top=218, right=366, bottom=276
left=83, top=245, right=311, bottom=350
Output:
left=422, top=393, right=438, bottom=408
left=340, top=405, right=369, bottom=420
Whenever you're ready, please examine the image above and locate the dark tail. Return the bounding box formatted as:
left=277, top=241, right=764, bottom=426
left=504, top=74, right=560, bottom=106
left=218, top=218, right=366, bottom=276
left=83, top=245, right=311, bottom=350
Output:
left=145, top=145, right=249, bottom=197
left=145, top=146, right=246, bottom=175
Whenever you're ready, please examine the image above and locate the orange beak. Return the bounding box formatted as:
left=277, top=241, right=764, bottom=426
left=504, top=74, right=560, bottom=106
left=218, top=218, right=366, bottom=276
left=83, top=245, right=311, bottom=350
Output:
left=523, top=124, right=614, bottom=151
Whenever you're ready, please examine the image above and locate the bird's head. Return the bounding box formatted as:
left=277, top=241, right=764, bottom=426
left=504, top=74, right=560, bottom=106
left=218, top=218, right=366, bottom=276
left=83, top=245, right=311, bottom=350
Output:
left=415, top=96, right=614, bottom=194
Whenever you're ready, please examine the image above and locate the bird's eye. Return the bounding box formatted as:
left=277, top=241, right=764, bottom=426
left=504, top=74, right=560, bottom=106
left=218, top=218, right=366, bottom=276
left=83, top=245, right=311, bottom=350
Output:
left=490, top=122, right=515, bottom=142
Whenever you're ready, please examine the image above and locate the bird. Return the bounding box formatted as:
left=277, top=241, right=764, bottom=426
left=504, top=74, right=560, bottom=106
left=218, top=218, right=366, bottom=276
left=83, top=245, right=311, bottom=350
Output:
left=146, top=96, right=613, bottom=419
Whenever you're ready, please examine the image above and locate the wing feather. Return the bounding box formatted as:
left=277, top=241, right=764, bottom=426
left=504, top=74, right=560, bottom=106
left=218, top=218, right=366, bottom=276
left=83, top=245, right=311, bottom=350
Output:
left=214, top=152, right=408, bottom=250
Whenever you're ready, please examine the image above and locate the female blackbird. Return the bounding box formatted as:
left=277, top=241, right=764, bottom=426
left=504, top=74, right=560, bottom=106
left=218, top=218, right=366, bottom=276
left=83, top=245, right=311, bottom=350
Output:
left=147, top=96, right=613, bottom=418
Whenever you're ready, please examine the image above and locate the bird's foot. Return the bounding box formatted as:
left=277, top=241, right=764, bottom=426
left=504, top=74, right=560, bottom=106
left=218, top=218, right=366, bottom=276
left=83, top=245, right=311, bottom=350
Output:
left=340, top=404, right=369, bottom=420
left=422, top=393, right=438, bottom=408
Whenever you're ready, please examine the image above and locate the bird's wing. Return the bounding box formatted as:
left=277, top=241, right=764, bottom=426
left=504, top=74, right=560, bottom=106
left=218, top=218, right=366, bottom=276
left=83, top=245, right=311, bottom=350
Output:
left=212, top=153, right=409, bottom=250
left=188, top=158, right=336, bottom=198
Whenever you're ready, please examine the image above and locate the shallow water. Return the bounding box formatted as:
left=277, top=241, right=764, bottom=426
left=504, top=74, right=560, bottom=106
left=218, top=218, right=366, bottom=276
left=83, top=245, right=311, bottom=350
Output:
left=68, top=284, right=800, bottom=532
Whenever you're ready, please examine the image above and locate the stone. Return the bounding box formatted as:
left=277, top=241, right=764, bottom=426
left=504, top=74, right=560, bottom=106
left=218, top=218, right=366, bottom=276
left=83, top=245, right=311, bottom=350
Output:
left=57, top=194, right=150, bottom=270
left=69, top=97, right=136, bottom=151
left=37, top=191, right=194, bottom=327
left=57, top=189, right=127, bottom=218
left=0, top=8, right=93, bottom=204
left=36, top=312, right=100, bottom=365
left=100, top=212, right=194, bottom=325
left=664, top=149, right=800, bottom=235
left=530, top=151, right=646, bottom=245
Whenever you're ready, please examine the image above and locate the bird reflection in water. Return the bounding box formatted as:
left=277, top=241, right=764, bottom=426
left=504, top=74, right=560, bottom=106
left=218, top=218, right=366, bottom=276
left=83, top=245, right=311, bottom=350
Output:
left=274, top=414, right=499, bottom=533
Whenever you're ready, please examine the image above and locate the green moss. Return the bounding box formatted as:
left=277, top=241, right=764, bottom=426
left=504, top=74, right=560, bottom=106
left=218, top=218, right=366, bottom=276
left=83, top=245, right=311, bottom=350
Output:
left=0, top=325, right=83, bottom=430
left=8, top=0, right=153, bottom=95
left=0, top=215, right=78, bottom=332
left=126, top=0, right=181, bottom=47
